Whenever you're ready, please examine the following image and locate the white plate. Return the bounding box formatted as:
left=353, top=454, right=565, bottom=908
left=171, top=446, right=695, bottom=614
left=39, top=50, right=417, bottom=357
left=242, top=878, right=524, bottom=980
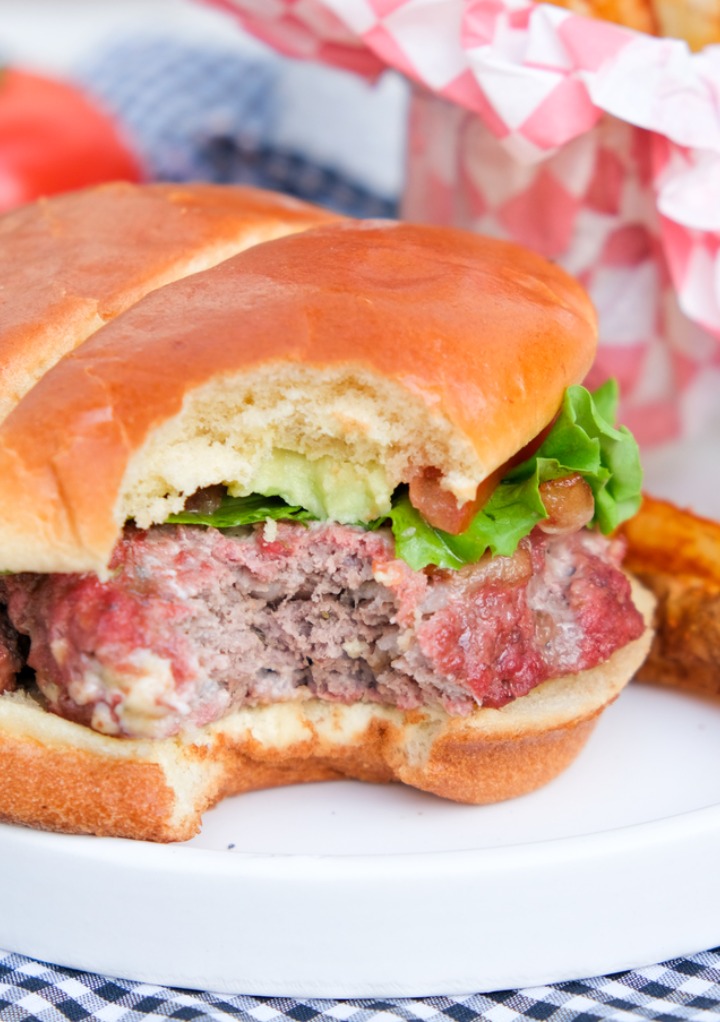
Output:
left=1, top=684, right=720, bottom=996
left=0, top=440, right=719, bottom=997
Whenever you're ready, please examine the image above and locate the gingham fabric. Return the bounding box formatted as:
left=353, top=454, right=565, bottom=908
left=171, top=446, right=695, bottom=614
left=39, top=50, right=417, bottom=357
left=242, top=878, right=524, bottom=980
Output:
left=77, top=36, right=398, bottom=219
left=203, top=0, right=720, bottom=448
left=401, top=93, right=720, bottom=449
left=2, top=947, right=720, bottom=1021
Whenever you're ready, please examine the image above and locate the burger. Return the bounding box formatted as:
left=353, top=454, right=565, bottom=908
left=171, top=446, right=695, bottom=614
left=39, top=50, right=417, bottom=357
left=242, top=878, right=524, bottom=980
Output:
left=0, top=196, right=653, bottom=841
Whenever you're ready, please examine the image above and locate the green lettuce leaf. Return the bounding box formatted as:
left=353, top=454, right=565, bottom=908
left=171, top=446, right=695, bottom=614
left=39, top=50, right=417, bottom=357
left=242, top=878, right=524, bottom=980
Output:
left=166, top=493, right=317, bottom=528
left=380, top=380, right=642, bottom=570
left=507, top=379, right=642, bottom=534
left=163, top=381, right=641, bottom=572
left=376, top=482, right=547, bottom=571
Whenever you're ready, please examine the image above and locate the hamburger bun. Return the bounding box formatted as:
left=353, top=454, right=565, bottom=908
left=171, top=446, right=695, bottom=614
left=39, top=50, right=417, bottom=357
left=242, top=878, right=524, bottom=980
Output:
left=0, top=181, right=340, bottom=423
left=0, top=219, right=597, bottom=575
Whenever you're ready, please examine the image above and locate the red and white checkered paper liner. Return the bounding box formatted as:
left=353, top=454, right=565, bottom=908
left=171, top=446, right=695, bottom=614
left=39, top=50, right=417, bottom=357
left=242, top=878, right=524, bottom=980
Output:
left=206, top=0, right=720, bottom=447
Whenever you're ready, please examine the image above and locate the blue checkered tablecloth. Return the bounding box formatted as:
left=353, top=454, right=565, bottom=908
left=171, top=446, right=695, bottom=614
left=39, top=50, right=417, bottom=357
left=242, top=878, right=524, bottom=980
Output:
left=76, top=36, right=399, bottom=220
left=2, top=947, right=720, bottom=1021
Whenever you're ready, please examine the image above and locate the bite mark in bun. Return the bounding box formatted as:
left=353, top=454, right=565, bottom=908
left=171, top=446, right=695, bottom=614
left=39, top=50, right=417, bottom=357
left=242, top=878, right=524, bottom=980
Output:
left=0, top=201, right=653, bottom=840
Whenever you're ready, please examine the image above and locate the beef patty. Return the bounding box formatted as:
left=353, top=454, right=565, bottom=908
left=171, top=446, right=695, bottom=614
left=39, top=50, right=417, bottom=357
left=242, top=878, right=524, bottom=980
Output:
left=0, top=521, right=644, bottom=738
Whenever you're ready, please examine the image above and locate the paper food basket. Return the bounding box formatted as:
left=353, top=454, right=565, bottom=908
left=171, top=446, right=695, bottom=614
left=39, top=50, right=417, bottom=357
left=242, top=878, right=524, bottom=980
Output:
left=208, top=0, right=720, bottom=451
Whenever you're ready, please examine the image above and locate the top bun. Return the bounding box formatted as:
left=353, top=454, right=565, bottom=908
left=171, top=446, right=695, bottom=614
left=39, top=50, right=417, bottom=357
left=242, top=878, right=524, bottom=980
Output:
left=0, top=217, right=597, bottom=575
left=0, top=181, right=340, bottom=423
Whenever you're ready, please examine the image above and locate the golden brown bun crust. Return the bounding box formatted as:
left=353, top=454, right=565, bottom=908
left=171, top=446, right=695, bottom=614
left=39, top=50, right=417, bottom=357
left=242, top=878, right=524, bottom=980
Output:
left=0, top=181, right=340, bottom=421
left=0, top=578, right=653, bottom=842
left=0, top=220, right=597, bottom=574
left=0, top=717, right=177, bottom=843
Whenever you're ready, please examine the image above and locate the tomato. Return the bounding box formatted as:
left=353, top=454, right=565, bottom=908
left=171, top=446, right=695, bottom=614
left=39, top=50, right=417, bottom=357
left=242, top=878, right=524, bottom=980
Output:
left=409, top=414, right=561, bottom=534
left=409, top=466, right=500, bottom=535
left=0, top=68, right=142, bottom=212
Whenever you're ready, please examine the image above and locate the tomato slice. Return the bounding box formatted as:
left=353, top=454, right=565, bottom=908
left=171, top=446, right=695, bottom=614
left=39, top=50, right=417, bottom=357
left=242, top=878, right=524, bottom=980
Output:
left=408, top=467, right=501, bottom=534
left=409, top=416, right=558, bottom=535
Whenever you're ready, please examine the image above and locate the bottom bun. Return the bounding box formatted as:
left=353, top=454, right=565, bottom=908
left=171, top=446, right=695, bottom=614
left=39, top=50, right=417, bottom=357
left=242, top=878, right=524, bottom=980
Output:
left=0, top=579, right=654, bottom=843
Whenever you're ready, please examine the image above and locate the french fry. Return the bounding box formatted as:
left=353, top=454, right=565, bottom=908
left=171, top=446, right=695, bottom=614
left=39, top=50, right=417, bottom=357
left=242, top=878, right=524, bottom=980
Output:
left=651, top=0, right=720, bottom=49
left=619, top=494, right=720, bottom=695
left=543, top=0, right=656, bottom=36
left=544, top=0, right=720, bottom=49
